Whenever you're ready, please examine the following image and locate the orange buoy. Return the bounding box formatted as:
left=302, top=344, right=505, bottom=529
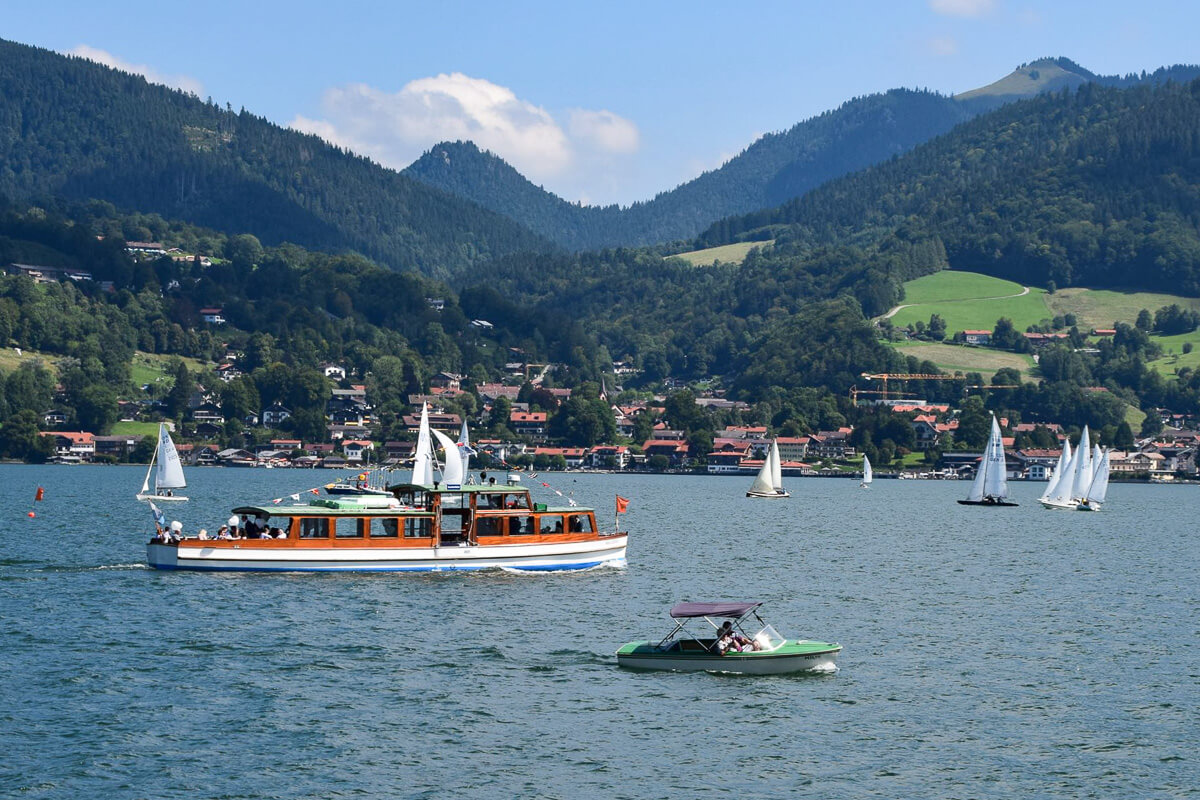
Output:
left=27, top=511, right=35, bottom=518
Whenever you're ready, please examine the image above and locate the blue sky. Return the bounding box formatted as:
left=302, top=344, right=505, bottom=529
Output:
left=4, top=0, right=1198, bottom=206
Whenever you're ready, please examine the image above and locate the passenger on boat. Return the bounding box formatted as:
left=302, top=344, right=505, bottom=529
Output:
left=197, top=528, right=209, bottom=540
left=216, top=525, right=233, bottom=540
left=270, top=527, right=287, bottom=539
left=242, top=516, right=260, bottom=538
left=716, top=621, right=754, bottom=654
left=227, top=515, right=240, bottom=536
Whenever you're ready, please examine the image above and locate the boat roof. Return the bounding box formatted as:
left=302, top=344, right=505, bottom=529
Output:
left=670, top=601, right=762, bottom=619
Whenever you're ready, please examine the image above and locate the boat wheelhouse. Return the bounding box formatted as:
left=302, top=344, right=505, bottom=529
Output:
left=147, top=481, right=627, bottom=572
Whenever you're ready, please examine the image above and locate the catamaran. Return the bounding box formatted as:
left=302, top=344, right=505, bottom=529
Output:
left=137, top=423, right=187, bottom=502
left=860, top=454, right=872, bottom=489
left=747, top=439, right=789, bottom=498
left=616, top=601, right=841, bottom=674
left=958, top=414, right=1017, bottom=506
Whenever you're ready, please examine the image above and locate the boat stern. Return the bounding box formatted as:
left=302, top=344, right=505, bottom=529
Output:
left=146, top=542, right=178, bottom=569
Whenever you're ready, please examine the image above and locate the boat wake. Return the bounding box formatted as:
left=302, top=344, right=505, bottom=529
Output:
left=42, top=562, right=149, bottom=572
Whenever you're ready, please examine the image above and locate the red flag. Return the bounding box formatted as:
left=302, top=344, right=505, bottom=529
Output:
left=616, top=495, right=629, bottom=514
left=310, top=488, right=320, bottom=494
left=35, top=486, right=44, bottom=502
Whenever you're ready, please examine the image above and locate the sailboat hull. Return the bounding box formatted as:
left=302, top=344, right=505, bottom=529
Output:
left=746, top=489, right=789, bottom=499
left=138, top=493, right=188, bottom=502
left=957, top=499, right=1018, bottom=507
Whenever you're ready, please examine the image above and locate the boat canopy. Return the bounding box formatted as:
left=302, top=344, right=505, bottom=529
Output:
left=670, top=601, right=761, bottom=619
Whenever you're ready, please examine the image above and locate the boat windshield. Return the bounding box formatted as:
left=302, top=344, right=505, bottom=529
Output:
left=752, top=624, right=787, bottom=652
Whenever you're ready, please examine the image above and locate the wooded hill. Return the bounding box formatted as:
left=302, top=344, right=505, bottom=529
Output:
left=405, top=59, right=1200, bottom=252
left=0, top=38, right=552, bottom=282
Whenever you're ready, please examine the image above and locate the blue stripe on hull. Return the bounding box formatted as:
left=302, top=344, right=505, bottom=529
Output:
left=149, top=559, right=610, bottom=573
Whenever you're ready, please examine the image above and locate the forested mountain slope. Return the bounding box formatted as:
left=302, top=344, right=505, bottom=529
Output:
left=405, top=59, right=1200, bottom=251
left=700, top=78, right=1200, bottom=298
left=0, top=39, right=552, bottom=281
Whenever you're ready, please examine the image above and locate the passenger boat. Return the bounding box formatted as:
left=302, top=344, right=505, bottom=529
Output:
left=615, top=601, right=841, bottom=674
left=146, top=478, right=627, bottom=572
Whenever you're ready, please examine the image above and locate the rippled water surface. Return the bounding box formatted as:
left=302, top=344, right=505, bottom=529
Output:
left=1, top=465, right=1196, bottom=799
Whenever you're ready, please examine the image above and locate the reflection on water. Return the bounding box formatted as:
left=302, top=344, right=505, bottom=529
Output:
left=1, top=465, right=1196, bottom=799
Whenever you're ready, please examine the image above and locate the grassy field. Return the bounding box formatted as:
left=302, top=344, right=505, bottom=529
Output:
left=1045, top=287, right=1200, bottom=332
left=670, top=240, right=774, bottom=266
left=0, top=347, right=61, bottom=375
left=131, top=352, right=209, bottom=391
left=888, top=271, right=1052, bottom=332
left=110, top=421, right=160, bottom=437
left=890, top=341, right=1038, bottom=381
left=1147, top=330, right=1200, bottom=375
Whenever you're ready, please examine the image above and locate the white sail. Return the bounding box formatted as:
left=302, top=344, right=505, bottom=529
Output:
left=1040, top=438, right=1071, bottom=501
left=139, top=444, right=156, bottom=495
left=861, top=454, right=873, bottom=485
left=457, top=419, right=473, bottom=477
left=1044, top=437, right=1081, bottom=507
left=981, top=415, right=1009, bottom=499
left=411, top=403, right=434, bottom=486
left=1085, top=449, right=1110, bottom=505
left=432, top=429, right=464, bottom=490
left=769, top=440, right=784, bottom=492
left=747, top=451, right=775, bottom=496
left=1070, top=426, right=1092, bottom=501
left=965, top=449, right=988, bottom=502
left=155, top=424, right=187, bottom=490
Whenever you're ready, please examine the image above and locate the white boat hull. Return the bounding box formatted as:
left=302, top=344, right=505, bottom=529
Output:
left=746, top=490, right=789, bottom=499
left=137, top=493, right=188, bottom=502
left=617, top=647, right=839, bottom=675
left=1039, top=498, right=1078, bottom=510
left=147, top=535, right=628, bottom=572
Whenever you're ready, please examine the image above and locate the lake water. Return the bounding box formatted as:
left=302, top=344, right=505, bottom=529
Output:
left=1, top=465, right=1196, bottom=799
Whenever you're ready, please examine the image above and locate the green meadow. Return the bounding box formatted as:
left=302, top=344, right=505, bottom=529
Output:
left=670, top=240, right=774, bottom=266
left=890, top=341, right=1038, bottom=381
left=889, top=272, right=1050, bottom=332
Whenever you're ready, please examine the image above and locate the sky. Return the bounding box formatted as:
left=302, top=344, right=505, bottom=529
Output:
left=4, top=0, right=1198, bottom=206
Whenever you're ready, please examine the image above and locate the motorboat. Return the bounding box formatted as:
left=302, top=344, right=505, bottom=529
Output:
left=615, top=601, right=841, bottom=674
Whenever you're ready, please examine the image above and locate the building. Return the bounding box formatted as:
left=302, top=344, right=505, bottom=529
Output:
left=199, top=307, right=226, bottom=325
left=342, top=440, right=375, bottom=463
left=962, top=330, right=992, bottom=345
left=41, top=431, right=96, bottom=461
left=587, top=445, right=631, bottom=470
left=262, top=403, right=292, bottom=426
left=510, top=411, right=548, bottom=438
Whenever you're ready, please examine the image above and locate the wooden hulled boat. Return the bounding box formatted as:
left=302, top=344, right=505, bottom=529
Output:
left=616, top=602, right=840, bottom=674
left=146, top=481, right=627, bottom=572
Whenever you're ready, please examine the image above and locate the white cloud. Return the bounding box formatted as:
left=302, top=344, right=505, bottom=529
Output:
left=928, top=36, right=960, bottom=56
left=929, top=0, right=996, bottom=18
left=568, top=109, right=640, bottom=154
left=67, top=45, right=204, bottom=96
left=289, top=73, right=640, bottom=187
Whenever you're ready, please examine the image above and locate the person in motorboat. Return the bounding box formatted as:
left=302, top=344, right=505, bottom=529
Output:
left=217, top=525, right=234, bottom=540
left=716, top=621, right=755, bottom=654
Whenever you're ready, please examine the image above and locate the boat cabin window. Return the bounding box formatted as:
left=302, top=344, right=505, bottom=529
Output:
left=505, top=516, right=533, bottom=536
left=404, top=517, right=432, bottom=538
left=502, top=493, right=529, bottom=510
left=475, top=516, right=504, bottom=536
left=477, top=492, right=506, bottom=509
left=334, top=517, right=362, bottom=538
left=393, top=488, right=432, bottom=510
left=264, top=516, right=293, bottom=538
left=567, top=514, right=593, bottom=533
left=369, top=518, right=399, bottom=538
left=539, top=514, right=564, bottom=534
left=300, top=517, right=330, bottom=539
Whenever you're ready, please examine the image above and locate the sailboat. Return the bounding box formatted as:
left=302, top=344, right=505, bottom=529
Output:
left=860, top=454, right=872, bottom=489
left=957, top=414, right=1017, bottom=506
left=137, top=423, right=187, bottom=502
left=747, top=439, right=789, bottom=499
left=1041, top=426, right=1092, bottom=509
left=1038, top=437, right=1072, bottom=506
left=410, top=402, right=435, bottom=487
left=1069, top=426, right=1094, bottom=507
left=1077, top=447, right=1110, bottom=511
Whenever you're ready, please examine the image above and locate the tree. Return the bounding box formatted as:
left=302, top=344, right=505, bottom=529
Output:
left=927, top=314, right=946, bottom=342
left=1136, top=309, right=1153, bottom=331
left=0, top=410, right=53, bottom=462
left=955, top=396, right=990, bottom=449
left=165, top=361, right=192, bottom=418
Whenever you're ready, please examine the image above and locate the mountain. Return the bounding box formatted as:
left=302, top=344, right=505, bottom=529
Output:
left=0, top=38, right=552, bottom=281
left=405, top=58, right=1200, bottom=252
left=700, top=76, right=1200, bottom=298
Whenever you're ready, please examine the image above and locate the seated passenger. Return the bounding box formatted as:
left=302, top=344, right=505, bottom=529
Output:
left=216, top=525, right=233, bottom=540
left=197, top=528, right=209, bottom=540
left=271, top=527, right=287, bottom=539
left=716, top=621, right=755, bottom=654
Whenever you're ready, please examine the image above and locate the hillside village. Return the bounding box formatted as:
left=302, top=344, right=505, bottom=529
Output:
left=37, top=354, right=1200, bottom=481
